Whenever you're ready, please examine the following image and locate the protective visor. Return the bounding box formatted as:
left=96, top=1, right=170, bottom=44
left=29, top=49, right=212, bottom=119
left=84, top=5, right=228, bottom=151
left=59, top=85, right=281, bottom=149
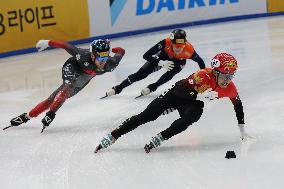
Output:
left=218, top=72, right=235, bottom=81
left=95, top=51, right=109, bottom=62
left=173, top=38, right=186, bottom=44
left=172, top=43, right=185, bottom=49
left=96, top=56, right=108, bottom=62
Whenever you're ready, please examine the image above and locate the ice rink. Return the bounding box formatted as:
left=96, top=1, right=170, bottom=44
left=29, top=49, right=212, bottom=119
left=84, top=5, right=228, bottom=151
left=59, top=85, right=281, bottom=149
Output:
left=1, top=16, right=284, bottom=189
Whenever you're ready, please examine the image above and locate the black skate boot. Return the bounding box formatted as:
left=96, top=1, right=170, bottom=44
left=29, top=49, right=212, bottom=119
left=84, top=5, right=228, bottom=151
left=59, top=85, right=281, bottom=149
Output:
left=3, top=113, right=31, bottom=130
left=41, top=111, right=56, bottom=133
left=147, top=84, right=157, bottom=93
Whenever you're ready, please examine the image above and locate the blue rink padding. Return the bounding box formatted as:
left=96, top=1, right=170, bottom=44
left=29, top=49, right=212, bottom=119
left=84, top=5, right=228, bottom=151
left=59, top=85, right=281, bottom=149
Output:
left=1, top=11, right=284, bottom=59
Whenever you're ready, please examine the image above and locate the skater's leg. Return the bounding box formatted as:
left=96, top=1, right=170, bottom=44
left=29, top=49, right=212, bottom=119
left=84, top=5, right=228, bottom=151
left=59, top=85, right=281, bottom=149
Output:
left=147, top=64, right=183, bottom=92
left=108, top=61, right=160, bottom=95
left=112, top=92, right=175, bottom=139
left=144, top=100, right=204, bottom=153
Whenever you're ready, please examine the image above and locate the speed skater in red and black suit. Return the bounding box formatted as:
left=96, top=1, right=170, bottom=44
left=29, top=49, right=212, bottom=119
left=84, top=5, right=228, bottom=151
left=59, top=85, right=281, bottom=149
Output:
left=95, top=52, right=254, bottom=153
left=5, top=39, right=125, bottom=133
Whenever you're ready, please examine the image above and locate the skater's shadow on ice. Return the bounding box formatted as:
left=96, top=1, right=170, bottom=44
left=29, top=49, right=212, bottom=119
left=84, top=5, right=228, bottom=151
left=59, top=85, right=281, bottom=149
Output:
left=40, top=125, right=90, bottom=135
left=101, top=147, right=145, bottom=154
left=103, top=141, right=239, bottom=154
left=159, top=141, right=239, bottom=153
left=98, top=94, right=158, bottom=101
left=107, top=139, right=263, bottom=154
left=158, top=139, right=264, bottom=154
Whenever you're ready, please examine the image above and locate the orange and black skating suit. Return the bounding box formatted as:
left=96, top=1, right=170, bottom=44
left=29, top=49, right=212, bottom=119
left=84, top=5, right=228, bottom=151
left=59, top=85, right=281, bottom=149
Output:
left=114, top=38, right=205, bottom=93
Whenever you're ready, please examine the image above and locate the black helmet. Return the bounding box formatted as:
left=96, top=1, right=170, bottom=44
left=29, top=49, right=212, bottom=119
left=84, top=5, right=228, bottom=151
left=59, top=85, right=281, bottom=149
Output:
left=90, top=39, right=110, bottom=53
left=170, top=29, right=187, bottom=44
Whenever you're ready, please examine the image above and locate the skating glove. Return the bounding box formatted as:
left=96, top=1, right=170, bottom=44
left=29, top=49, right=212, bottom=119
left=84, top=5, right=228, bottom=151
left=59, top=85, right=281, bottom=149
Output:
left=111, top=47, right=124, bottom=53
left=36, top=40, right=50, bottom=52
left=158, top=61, right=175, bottom=71
left=196, top=88, right=218, bottom=102
left=238, top=124, right=255, bottom=141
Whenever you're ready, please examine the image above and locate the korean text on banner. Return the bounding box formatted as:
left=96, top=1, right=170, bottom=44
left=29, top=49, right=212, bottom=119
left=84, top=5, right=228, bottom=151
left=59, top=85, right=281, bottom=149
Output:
left=0, top=0, right=90, bottom=53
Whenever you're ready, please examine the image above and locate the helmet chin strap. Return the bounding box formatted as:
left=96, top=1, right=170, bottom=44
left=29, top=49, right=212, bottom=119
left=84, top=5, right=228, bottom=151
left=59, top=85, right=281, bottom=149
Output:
left=91, top=53, right=96, bottom=63
left=213, top=69, right=219, bottom=82
left=213, top=69, right=221, bottom=87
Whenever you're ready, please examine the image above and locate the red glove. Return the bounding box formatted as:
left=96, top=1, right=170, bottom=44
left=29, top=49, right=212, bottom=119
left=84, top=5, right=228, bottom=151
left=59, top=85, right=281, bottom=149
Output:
left=112, top=47, right=125, bottom=54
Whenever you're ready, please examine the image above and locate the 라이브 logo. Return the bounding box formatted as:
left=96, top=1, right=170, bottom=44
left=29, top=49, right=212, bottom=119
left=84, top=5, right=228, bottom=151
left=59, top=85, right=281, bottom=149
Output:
left=109, top=0, right=127, bottom=26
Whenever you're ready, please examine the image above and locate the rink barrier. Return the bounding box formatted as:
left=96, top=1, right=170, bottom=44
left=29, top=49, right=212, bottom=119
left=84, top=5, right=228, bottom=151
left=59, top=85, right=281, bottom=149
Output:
left=267, top=0, right=284, bottom=12
left=1, top=11, right=284, bottom=59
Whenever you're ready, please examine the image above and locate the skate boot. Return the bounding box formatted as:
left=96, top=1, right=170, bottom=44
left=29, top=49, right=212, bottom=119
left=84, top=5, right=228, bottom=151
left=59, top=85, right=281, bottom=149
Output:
left=147, top=84, right=157, bottom=93
left=41, top=111, right=56, bottom=133
left=4, top=113, right=31, bottom=130
left=139, top=84, right=158, bottom=98
left=136, top=86, right=152, bottom=98
left=101, top=86, right=123, bottom=99
left=101, top=78, right=132, bottom=99
left=11, top=113, right=30, bottom=126
left=106, top=88, right=116, bottom=97
left=136, top=87, right=150, bottom=98
left=144, top=133, right=164, bottom=153
left=141, top=87, right=151, bottom=96
left=111, top=85, right=124, bottom=95
left=94, top=133, right=116, bottom=153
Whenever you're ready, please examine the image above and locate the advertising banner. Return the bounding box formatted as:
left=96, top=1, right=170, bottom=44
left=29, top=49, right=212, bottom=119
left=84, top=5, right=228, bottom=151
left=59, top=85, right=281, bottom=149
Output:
left=2, top=0, right=278, bottom=58
left=88, top=0, right=267, bottom=36
left=0, top=0, right=90, bottom=53
left=267, top=0, right=284, bottom=13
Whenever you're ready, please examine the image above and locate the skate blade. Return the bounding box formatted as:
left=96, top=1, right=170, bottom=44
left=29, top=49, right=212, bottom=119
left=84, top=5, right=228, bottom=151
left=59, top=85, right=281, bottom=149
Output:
left=3, top=125, right=14, bottom=130
left=94, top=144, right=102, bottom=153
left=135, top=94, right=144, bottom=99
left=99, top=95, right=108, bottom=99
left=41, top=126, right=47, bottom=133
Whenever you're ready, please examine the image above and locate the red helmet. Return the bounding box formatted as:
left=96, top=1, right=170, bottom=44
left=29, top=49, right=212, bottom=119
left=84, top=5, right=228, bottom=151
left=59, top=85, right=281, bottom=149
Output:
left=211, top=53, right=238, bottom=74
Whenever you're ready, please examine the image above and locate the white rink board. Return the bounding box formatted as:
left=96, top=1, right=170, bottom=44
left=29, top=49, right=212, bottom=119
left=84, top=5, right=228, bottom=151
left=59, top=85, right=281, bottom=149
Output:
left=88, top=0, right=267, bottom=36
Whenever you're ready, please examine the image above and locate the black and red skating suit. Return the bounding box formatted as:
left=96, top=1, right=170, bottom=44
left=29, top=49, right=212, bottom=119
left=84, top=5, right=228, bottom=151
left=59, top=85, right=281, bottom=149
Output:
left=48, top=40, right=125, bottom=76
left=28, top=40, right=125, bottom=117
left=173, top=68, right=244, bottom=124
left=112, top=68, right=244, bottom=141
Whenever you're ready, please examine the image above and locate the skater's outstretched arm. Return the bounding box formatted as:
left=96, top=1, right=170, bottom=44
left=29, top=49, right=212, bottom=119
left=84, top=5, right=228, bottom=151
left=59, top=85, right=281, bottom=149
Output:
left=230, top=94, right=254, bottom=140
left=143, top=40, right=166, bottom=63
left=104, top=47, right=125, bottom=72
left=191, top=51, right=205, bottom=69
left=36, top=40, right=80, bottom=57
left=230, top=94, right=244, bottom=125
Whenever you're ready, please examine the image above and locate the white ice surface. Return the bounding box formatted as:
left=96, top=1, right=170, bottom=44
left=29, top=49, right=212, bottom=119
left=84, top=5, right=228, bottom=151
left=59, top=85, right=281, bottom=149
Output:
left=1, top=16, right=284, bottom=189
